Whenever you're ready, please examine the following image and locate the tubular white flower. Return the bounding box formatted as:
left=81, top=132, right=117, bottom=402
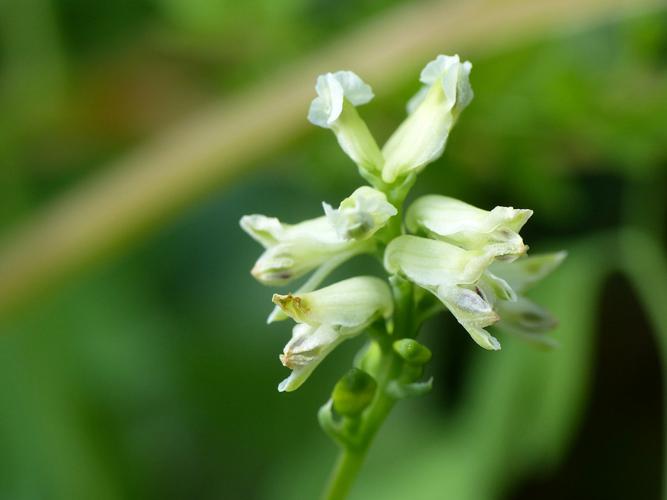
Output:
left=241, top=214, right=363, bottom=285
left=273, top=276, right=393, bottom=392
left=406, top=195, right=532, bottom=257
left=323, top=186, right=397, bottom=241
left=384, top=235, right=501, bottom=350
left=308, top=71, right=384, bottom=174
left=241, top=183, right=399, bottom=286
left=381, top=54, right=472, bottom=184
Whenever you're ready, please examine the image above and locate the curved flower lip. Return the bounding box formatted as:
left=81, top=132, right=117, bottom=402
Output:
left=307, top=71, right=384, bottom=176
left=406, top=195, right=532, bottom=257
left=308, top=71, right=374, bottom=128
left=322, top=186, right=397, bottom=241
left=419, top=54, right=473, bottom=113
left=278, top=323, right=342, bottom=392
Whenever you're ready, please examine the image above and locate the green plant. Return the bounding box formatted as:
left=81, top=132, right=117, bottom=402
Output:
left=241, top=54, right=564, bottom=499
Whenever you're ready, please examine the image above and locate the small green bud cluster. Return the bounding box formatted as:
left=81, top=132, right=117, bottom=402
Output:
left=241, top=54, right=565, bottom=399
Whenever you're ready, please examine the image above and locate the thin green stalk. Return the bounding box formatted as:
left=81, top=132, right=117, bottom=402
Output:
left=322, top=346, right=400, bottom=500
left=322, top=450, right=365, bottom=500
left=322, top=279, right=414, bottom=500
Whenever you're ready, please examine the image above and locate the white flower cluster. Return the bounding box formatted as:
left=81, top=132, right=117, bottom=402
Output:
left=241, top=55, right=564, bottom=392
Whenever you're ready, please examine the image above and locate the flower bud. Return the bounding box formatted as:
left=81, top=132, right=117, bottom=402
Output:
left=323, top=186, right=397, bottom=241
left=406, top=195, right=531, bottom=258
left=393, top=339, right=432, bottom=365
left=308, top=71, right=384, bottom=174
left=381, top=55, right=472, bottom=183
left=332, top=368, right=377, bottom=417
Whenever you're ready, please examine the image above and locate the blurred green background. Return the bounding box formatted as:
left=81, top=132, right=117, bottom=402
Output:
left=0, top=0, right=666, bottom=498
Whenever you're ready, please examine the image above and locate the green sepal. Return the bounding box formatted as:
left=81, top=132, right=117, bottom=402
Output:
left=385, top=377, right=433, bottom=399
left=393, top=339, right=432, bottom=365
left=318, top=400, right=353, bottom=448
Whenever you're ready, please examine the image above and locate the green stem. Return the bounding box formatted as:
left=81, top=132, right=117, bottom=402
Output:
left=322, top=350, right=399, bottom=500
left=322, top=450, right=365, bottom=500
left=322, top=280, right=414, bottom=500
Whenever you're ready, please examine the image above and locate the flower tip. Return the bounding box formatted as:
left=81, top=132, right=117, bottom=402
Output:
left=515, top=208, right=534, bottom=229
left=266, top=307, right=283, bottom=324
left=271, top=293, right=289, bottom=307
left=277, top=377, right=290, bottom=392
left=272, top=293, right=308, bottom=319
left=278, top=372, right=302, bottom=392
left=554, top=250, right=568, bottom=263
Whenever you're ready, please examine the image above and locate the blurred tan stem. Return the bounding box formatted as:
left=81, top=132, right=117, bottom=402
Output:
left=0, top=0, right=662, bottom=318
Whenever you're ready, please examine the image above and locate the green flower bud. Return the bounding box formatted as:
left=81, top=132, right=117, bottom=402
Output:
left=332, top=368, right=377, bottom=417
left=393, top=339, right=432, bottom=365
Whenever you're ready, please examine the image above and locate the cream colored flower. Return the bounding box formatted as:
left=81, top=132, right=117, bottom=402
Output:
left=308, top=71, right=383, bottom=175
left=384, top=235, right=501, bottom=350
left=273, top=277, right=393, bottom=391
left=381, top=55, right=472, bottom=183
left=406, top=195, right=531, bottom=258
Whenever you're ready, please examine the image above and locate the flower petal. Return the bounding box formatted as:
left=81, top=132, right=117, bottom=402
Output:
left=384, top=235, right=493, bottom=288
left=278, top=323, right=343, bottom=392
left=308, top=71, right=383, bottom=175
left=406, top=195, right=531, bottom=256
left=323, top=186, right=397, bottom=241
left=381, top=54, right=473, bottom=183
left=272, top=276, right=393, bottom=330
